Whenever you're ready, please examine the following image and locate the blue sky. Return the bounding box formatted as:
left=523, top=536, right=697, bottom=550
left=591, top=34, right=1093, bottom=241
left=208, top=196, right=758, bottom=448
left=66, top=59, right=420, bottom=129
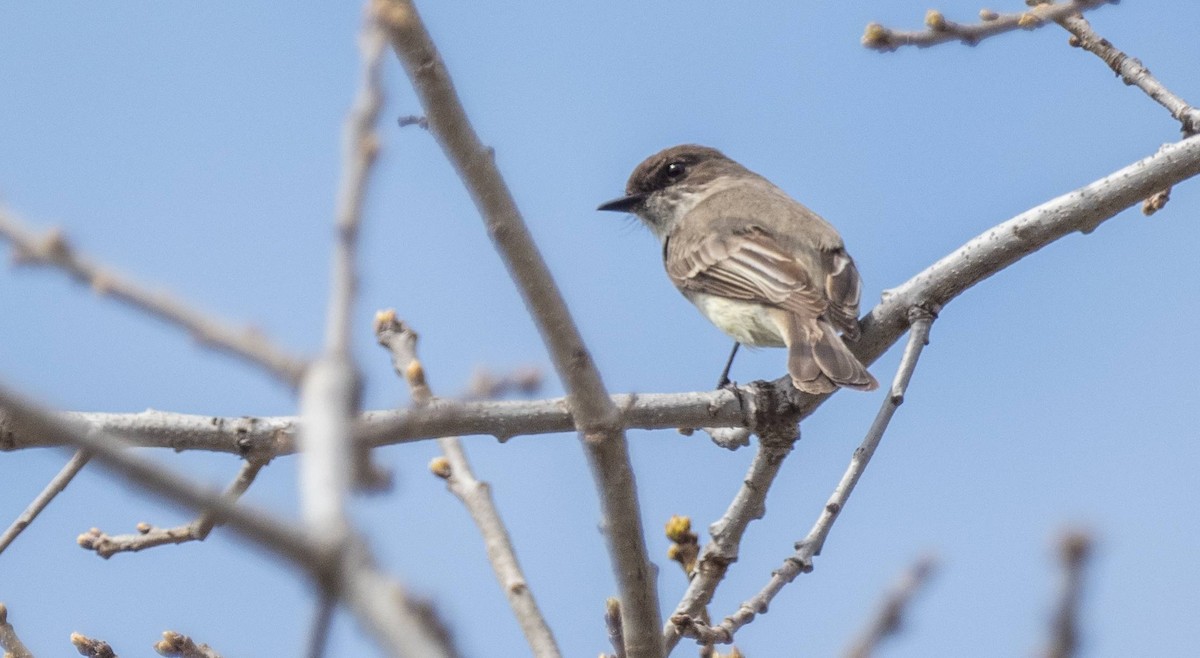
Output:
left=2, top=2, right=1198, bottom=656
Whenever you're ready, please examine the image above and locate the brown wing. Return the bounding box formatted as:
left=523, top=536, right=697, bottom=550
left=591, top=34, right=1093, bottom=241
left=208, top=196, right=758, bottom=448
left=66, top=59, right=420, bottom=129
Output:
left=821, top=248, right=864, bottom=340
left=665, top=227, right=827, bottom=321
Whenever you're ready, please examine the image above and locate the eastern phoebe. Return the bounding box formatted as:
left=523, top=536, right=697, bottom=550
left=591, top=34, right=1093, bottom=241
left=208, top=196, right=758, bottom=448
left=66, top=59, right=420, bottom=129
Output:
left=598, top=144, right=878, bottom=394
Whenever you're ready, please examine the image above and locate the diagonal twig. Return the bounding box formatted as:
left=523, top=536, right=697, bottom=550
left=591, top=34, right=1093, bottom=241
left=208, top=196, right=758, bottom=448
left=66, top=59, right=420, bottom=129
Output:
left=375, top=312, right=562, bottom=658
left=862, top=0, right=1115, bottom=52
left=0, top=208, right=307, bottom=387
left=0, top=448, right=91, bottom=556
left=1055, top=13, right=1200, bottom=136
left=77, top=456, right=269, bottom=558
left=376, top=2, right=663, bottom=654
left=843, top=554, right=938, bottom=658
left=670, top=312, right=935, bottom=649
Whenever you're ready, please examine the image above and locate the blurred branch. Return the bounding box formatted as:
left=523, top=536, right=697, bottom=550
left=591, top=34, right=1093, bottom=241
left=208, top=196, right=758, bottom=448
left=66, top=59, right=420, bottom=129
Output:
left=843, top=555, right=938, bottom=658
left=154, top=631, right=222, bottom=658
left=71, top=632, right=117, bottom=658
left=377, top=1, right=663, bottom=654
left=669, top=313, right=933, bottom=649
left=1043, top=530, right=1093, bottom=658
left=77, top=456, right=268, bottom=558
left=862, top=0, right=1114, bottom=52
left=0, top=448, right=90, bottom=556
left=375, top=311, right=562, bottom=658
left=306, top=594, right=335, bottom=658
left=0, top=208, right=307, bottom=387
left=0, top=603, right=34, bottom=658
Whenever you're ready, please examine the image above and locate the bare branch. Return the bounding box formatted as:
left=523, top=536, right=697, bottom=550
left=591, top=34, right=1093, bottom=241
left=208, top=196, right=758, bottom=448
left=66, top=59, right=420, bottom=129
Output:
left=71, top=632, right=117, bottom=658
left=0, top=208, right=307, bottom=386
left=306, top=595, right=335, bottom=658
left=862, top=0, right=1114, bottom=52
left=154, top=631, right=222, bottom=658
left=605, top=598, right=627, bottom=658
left=375, top=312, right=562, bottom=658
left=1056, top=13, right=1200, bottom=136
left=670, top=313, right=934, bottom=649
left=0, top=449, right=90, bottom=555
left=0, top=603, right=34, bottom=658
left=377, top=2, right=662, bottom=653
left=843, top=554, right=938, bottom=658
left=77, top=457, right=268, bottom=558
left=0, top=385, right=323, bottom=566
left=1043, top=530, right=1093, bottom=658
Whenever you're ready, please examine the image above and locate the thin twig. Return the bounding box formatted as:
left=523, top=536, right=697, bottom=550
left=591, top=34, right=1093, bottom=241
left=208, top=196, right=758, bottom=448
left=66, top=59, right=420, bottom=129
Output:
left=154, top=631, right=223, bottom=658
left=77, top=457, right=268, bottom=558
left=605, top=598, right=627, bottom=658
left=0, top=208, right=307, bottom=387
left=1056, top=13, right=1200, bottom=136
left=306, top=594, right=335, bottom=658
left=0, top=382, right=456, bottom=658
left=71, top=632, right=117, bottom=658
left=0, top=448, right=90, bottom=556
left=0, top=384, right=323, bottom=566
left=377, top=2, right=663, bottom=654
left=670, top=312, right=935, bottom=648
left=843, top=554, right=938, bottom=658
left=0, top=603, right=34, bottom=658
left=862, top=0, right=1115, bottom=52
left=375, top=311, right=562, bottom=658
left=1043, top=530, right=1093, bottom=658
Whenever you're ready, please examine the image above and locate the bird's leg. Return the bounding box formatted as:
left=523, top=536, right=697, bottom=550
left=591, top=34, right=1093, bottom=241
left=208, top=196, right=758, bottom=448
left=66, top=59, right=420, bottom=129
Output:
left=716, top=342, right=741, bottom=389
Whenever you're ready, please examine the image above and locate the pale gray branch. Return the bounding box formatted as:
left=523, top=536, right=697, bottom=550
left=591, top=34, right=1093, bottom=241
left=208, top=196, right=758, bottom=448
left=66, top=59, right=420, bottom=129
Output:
left=1057, top=13, right=1200, bottom=136
left=0, top=448, right=90, bottom=556
left=862, top=0, right=1115, bottom=52
left=0, top=208, right=307, bottom=386
left=377, top=2, right=662, bottom=654
left=77, top=457, right=268, bottom=558
left=375, top=313, right=562, bottom=658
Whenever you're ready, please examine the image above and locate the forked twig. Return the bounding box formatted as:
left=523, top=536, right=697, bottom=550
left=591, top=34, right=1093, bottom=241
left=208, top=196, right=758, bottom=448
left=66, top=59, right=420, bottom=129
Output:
left=671, top=312, right=934, bottom=648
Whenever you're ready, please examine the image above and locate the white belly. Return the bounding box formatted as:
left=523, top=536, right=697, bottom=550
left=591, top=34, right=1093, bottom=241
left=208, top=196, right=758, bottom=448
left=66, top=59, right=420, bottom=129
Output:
left=689, top=293, right=786, bottom=347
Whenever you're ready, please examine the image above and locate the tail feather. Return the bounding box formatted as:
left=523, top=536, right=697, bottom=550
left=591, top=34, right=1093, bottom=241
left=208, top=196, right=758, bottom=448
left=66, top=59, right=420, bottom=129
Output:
left=779, top=313, right=878, bottom=394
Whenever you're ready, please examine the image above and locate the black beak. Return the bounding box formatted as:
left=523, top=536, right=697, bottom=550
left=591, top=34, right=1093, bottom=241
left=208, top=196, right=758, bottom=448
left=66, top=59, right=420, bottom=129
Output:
left=597, top=193, right=646, bottom=213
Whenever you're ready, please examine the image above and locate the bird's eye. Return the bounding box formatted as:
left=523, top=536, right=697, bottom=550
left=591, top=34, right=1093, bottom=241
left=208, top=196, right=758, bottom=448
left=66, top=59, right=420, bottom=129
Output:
left=665, top=161, right=686, bottom=179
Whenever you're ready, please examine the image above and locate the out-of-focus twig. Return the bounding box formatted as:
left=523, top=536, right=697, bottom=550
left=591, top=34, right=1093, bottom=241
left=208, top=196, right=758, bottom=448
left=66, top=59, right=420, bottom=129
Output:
left=306, top=594, right=335, bottom=658
left=377, top=2, right=662, bottom=654
left=77, top=456, right=269, bottom=558
left=843, top=554, right=938, bottom=658
left=154, top=631, right=222, bottom=658
left=0, top=603, right=34, bottom=658
left=0, top=208, right=307, bottom=387
left=0, top=448, right=90, bottom=556
left=862, top=0, right=1114, bottom=52
left=605, top=598, right=626, bottom=658
left=375, top=311, right=561, bottom=658
left=71, top=632, right=117, bottom=658
left=1043, top=530, right=1093, bottom=658
left=671, top=313, right=934, bottom=648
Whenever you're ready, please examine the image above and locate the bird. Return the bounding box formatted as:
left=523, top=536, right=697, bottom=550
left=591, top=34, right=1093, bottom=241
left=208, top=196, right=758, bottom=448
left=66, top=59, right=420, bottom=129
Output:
left=598, top=144, right=878, bottom=394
